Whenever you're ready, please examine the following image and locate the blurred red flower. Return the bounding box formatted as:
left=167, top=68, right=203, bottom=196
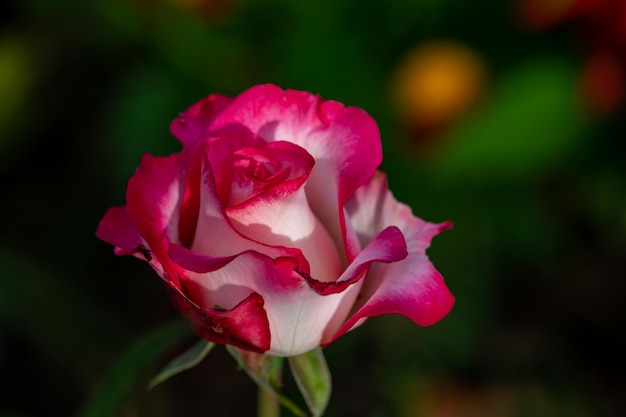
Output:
left=518, top=0, right=626, bottom=113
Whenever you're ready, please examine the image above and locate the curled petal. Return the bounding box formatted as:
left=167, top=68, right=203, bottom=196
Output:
left=328, top=172, right=454, bottom=343
left=168, top=244, right=308, bottom=292
left=346, top=171, right=452, bottom=253
left=327, top=253, right=454, bottom=344
left=166, top=280, right=270, bottom=353
left=168, top=243, right=239, bottom=273
left=302, top=226, right=408, bottom=295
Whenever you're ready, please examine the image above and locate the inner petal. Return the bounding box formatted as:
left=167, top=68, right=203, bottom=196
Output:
left=207, top=131, right=313, bottom=208
left=229, top=147, right=288, bottom=206
left=203, top=131, right=342, bottom=282
left=227, top=186, right=342, bottom=284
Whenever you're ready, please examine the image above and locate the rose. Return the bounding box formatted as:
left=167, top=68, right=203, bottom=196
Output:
left=96, top=84, right=454, bottom=357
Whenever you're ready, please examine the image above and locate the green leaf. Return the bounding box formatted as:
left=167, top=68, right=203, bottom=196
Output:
left=288, top=348, right=332, bottom=417
left=78, top=319, right=192, bottom=417
left=148, top=339, right=215, bottom=390
left=226, top=346, right=308, bottom=417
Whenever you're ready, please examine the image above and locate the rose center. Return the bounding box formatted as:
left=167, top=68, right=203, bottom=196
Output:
left=228, top=148, right=289, bottom=206
left=233, top=153, right=278, bottom=182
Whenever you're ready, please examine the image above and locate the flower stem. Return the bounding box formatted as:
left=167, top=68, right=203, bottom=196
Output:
left=258, top=358, right=282, bottom=417
left=225, top=346, right=307, bottom=417
left=258, top=384, right=281, bottom=417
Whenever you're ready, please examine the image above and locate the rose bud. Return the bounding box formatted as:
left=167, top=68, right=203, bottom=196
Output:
left=97, top=84, right=454, bottom=357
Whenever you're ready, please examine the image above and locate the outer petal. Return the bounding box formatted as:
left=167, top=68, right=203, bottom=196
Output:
left=96, top=206, right=146, bottom=257
left=125, top=152, right=188, bottom=254
left=172, top=249, right=363, bottom=357
left=346, top=171, right=452, bottom=254
left=166, top=280, right=271, bottom=353
left=170, top=94, right=232, bottom=145
left=120, top=150, right=198, bottom=291
left=302, top=226, right=408, bottom=295
left=328, top=172, right=454, bottom=343
left=207, top=84, right=383, bottom=263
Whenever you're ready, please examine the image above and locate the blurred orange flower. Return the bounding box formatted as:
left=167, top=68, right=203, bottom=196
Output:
left=392, top=41, right=486, bottom=143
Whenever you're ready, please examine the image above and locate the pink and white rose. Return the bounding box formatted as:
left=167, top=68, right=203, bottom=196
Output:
left=96, top=84, right=454, bottom=357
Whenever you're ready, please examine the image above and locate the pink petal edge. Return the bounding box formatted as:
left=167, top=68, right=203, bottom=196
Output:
left=301, top=226, right=408, bottom=295
left=166, top=280, right=271, bottom=353
left=325, top=171, right=455, bottom=344
left=96, top=206, right=145, bottom=256
left=170, top=94, right=233, bottom=145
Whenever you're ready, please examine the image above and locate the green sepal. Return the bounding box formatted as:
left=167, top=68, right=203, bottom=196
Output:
left=288, top=348, right=331, bottom=417
left=148, top=339, right=215, bottom=390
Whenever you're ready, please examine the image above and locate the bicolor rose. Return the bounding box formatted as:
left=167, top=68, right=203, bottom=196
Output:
left=96, top=84, right=454, bottom=357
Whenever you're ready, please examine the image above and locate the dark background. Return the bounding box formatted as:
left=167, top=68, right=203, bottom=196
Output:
left=1, top=0, right=625, bottom=416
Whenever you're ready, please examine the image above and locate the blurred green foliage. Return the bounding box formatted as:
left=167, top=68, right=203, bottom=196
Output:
left=1, top=0, right=625, bottom=416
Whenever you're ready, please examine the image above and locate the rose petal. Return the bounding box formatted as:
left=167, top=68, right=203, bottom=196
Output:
left=227, top=184, right=341, bottom=284
left=96, top=206, right=146, bottom=256
left=301, top=226, right=408, bottom=295
left=168, top=243, right=239, bottom=273
left=120, top=152, right=197, bottom=289
left=327, top=172, right=454, bottom=343
left=172, top=249, right=361, bottom=356
left=170, top=94, right=233, bottom=145
left=304, top=99, right=383, bottom=262
left=177, top=142, right=204, bottom=248
left=346, top=171, right=452, bottom=253
left=328, top=254, right=453, bottom=345
left=204, top=130, right=268, bottom=205
left=166, top=280, right=271, bottom=353
left=125, top=152, right=188, bottom=252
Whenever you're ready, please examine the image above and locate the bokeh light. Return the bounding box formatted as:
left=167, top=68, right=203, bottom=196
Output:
left=392, top=40, right=486, bottom=143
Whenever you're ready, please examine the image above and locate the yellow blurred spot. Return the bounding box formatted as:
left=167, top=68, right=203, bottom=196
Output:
left=0, top=37, right=34, bottom=138
left=0, top=39, right=32, bottom=118
left=393, top=41, right=486, bottom=134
